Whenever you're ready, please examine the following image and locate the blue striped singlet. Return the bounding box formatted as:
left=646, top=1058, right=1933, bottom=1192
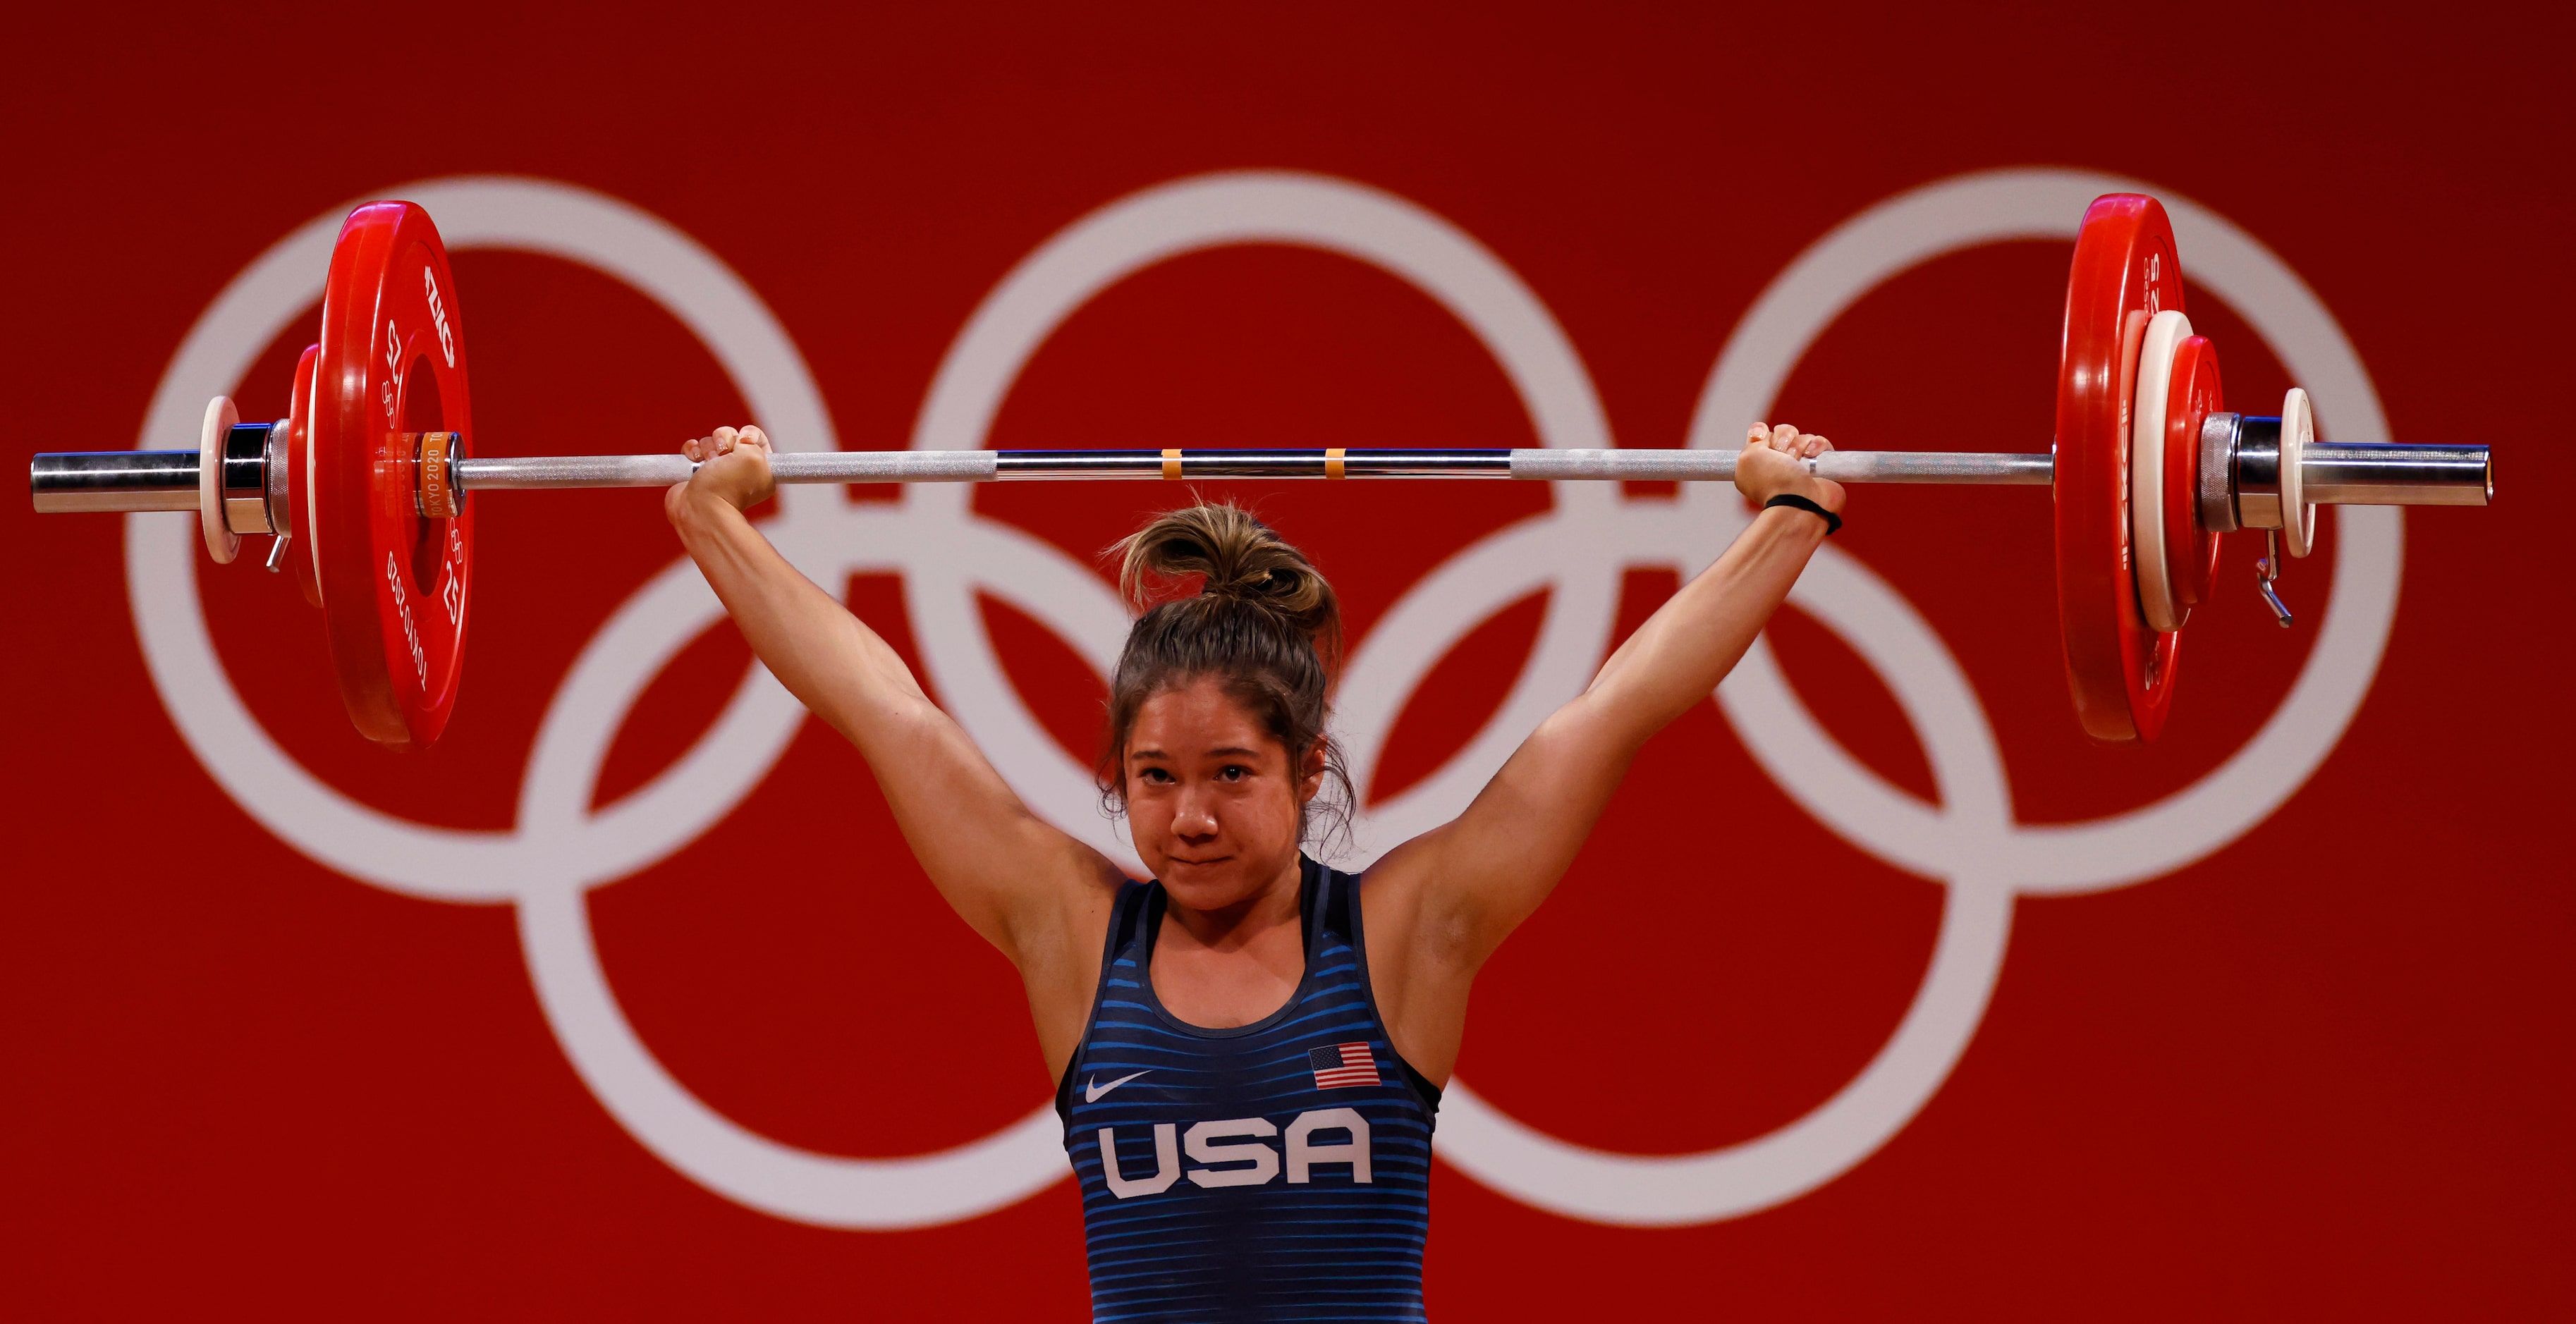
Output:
left=1055, top=856, right=1441, bottom=1322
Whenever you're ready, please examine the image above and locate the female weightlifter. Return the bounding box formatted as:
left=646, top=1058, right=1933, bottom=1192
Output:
left=668, top=422, right=1843, bottom=1321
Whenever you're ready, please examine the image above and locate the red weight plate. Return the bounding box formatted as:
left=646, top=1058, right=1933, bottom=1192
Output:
left=286, top=343, right=324, bottom=609
left=311, top=202, right=475, bottom=752
left=2163, top=334, right=2223, bottom=609
left=2054, top=194, right=2184, bottom=744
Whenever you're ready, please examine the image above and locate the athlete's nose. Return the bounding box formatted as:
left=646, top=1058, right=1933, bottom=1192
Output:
left=1170, top=793, right=1220, bottom=842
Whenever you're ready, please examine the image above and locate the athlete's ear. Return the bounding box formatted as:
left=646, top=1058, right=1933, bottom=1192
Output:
left=1296, top=739, right=1328, bottom=802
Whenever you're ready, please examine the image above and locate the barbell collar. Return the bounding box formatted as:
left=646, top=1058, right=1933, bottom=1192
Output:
left=2198, top=412, right=2244, bottom=533
left=264, top=419, right=291, bottom=537
left=2233, top=415, right=2287, bottom=529
left=220, top=423, right=278, bottom=535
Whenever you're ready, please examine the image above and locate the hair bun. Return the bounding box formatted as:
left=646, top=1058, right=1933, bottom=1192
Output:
left=1116, top=502, right=1341, bottom=657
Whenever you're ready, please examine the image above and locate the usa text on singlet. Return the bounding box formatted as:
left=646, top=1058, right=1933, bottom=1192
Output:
left=1056, top=856, right=1441, bottom=1322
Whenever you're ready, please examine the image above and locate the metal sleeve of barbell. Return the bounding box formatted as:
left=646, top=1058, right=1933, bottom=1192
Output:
left=30, top=450, right=205, bottom=512
left=2297, top=443, right=2492, bottom=507
left=450, top=448, right=2061, bottom=488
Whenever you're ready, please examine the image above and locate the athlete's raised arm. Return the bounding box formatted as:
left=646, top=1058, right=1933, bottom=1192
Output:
left=664, top=428, right=1119, bottom=1045
left=1365, top=422, right=1845, bottom=1081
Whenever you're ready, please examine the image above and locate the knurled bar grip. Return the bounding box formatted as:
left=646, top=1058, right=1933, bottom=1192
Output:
left=448, top=448, right=2063, bottom=490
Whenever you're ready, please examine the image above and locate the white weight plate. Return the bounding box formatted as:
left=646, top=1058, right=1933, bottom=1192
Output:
left=2130, top=309, right=2192, bottom=632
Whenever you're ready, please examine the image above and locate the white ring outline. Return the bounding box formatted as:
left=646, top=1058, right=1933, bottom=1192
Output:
left=123, top=168, right=2400, bottom=1230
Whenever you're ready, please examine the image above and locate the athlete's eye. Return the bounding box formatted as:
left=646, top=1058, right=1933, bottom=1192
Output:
left=1137, top=766, right=1173, bottom=785
left=1219, top=765, right=1250, bottom=782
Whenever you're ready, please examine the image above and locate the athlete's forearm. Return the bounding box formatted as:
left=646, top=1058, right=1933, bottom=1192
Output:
left=1581, top=504, right=1826, bottom=747
left=668, top=491, right=1080, bottom=931
left=669, top=491, right=937, bottom=747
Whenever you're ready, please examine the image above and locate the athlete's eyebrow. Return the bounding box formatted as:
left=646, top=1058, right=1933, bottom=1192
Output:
left=1125, top=746, right=1262, bottom=763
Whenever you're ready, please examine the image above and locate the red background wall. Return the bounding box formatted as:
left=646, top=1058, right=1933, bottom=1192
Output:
left=5, top=4, right=2569, bottom=1318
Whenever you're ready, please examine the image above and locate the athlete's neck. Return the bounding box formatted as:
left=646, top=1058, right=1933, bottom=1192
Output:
left=1164, top=850, right=1301, bottom=948
left=1152, top=852, right=1305, bottom=1028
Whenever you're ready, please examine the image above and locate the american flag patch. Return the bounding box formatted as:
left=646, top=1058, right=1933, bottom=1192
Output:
left=1308, top=1042, right=1381, bottom=1089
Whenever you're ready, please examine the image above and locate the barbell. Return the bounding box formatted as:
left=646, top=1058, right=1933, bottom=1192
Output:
left=29, top=196, right=2493, bottom=752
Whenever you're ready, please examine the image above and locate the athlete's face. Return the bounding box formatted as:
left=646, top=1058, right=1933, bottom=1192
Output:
left=1123, top=675, right=1324, bottom=912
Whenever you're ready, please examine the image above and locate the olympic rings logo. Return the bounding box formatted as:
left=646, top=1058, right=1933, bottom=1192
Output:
left=126, top=168, right=2401, bottom=1230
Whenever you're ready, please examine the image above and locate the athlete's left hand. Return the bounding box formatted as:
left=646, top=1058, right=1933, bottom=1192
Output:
left=1735, top=422, right=1845, bottom=515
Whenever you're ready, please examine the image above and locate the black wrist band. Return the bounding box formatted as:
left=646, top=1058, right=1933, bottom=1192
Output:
left=1764, top=493, right=1842, bottom=536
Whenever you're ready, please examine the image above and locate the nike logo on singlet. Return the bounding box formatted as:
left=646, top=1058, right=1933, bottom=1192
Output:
left=1085, top=1069, right=1150, bottom=1103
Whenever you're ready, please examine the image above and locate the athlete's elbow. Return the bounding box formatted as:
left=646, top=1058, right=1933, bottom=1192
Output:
left=1551, top=690, right=1666, bottom=766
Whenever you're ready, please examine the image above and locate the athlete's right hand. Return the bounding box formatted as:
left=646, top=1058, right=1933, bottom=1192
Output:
left=669, top=424, right=776, bottom=520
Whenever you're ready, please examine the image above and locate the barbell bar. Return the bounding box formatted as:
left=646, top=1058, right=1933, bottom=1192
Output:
left=32, top=436, right=2493, bottom=499
left=23, top=195, right=2497, bottom=752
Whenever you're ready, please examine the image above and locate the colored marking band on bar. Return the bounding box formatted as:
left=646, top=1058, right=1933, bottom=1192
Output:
left=1162, top=448, right=1182, bottom=480
left=1326, top=447, right=1345, bottom=479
